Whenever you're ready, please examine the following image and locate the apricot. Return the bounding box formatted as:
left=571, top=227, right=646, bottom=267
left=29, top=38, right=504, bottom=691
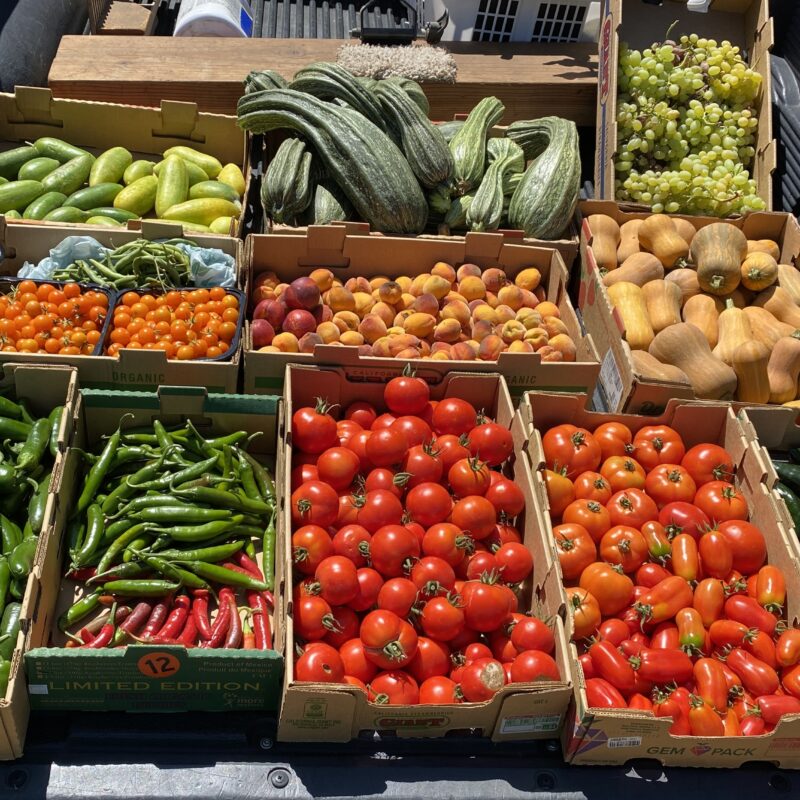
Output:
left=441, top=300, right=471, bottom=329
left=472, top=305, right=497, bottom=324
left=333, top=311, right=360, bottom=332
left=517, top=308, right=543, bottom=329
left=548, top=334, right=577, bottom=362
left=404, top=313, right=436, bottom=338
left=456, top=263, right=481, bottom=281
left=536, top=301, right=560, bottom=318
left=309, top=268, right=335, bottom=292
left=396, top=276, right=412, bottom=292
left=394, top=309, right=415, bottom=328
left=353, top=292, right=374, bottom=317
left=272, top=332, right=299, bottom=353
left=514, top=268, right=542, bottom=291
left=542, top=317, right=569, bottom=337
left=507, top=340, right=535, bottom=353
left=409, top=273, right=430, bottom=296
left=431, top=261, right=457, bottom=283
left=524, top=327, right=550, bottom=350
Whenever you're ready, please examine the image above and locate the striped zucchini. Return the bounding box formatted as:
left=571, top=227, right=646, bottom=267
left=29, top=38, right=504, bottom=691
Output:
left=467, top=138, right=525, bottom=231
left=427, top=183, right=453, bottom=219
left=449, top=97, right=505, bottom=195
left=507, top=117, right=580, bottom=239
left=443, top=194, right=474, bottom=231
left=289, top=62, right=388, bottom=133
left=245, top=70, right=288, bottom=93
left=310, top=179, right=352, bottom=225
left=391, top=78, right=430, bottom=115
left=262, top=138, right=313, bottom=225
left=375, top=80, right=453, bottom=189
left=437, top=120, right=465, bottom=144
left=238, top=89, right=427, bottom=233
left=487, top=137, right=525, bottom=173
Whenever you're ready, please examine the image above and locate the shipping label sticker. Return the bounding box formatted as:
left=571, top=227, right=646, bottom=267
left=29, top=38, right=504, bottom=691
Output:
left=500, top=714, right=561, bottom=735
left=608, top=736, right=642, bottom=749
left=137, top=651, right=181, bottom=679
left=594, top=348, right=624, bottom=412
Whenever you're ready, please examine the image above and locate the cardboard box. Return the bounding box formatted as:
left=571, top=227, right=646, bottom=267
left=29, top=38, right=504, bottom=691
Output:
left=521, top=391, right=800, bottom=768
left=0, top=217, right=244, bottom=392
left=595, top=0, right=774, bottom=211
left=577, top=201, right=800, bottom=413
left=0, top=363, right=78, bottom=760
left=277, top=365, right=572, bottom=743
left=243, top=227, right=600, bottom=404
left=0, top=87, right=249, bottom=236
left=24, top=385, right=284, bottom=713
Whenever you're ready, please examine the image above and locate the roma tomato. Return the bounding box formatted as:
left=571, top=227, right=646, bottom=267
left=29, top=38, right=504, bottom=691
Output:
left=314, top=556, right=359, bottom=606
left=726, top=648, right=779, bottom=696
left=332, top=524, right=372, bottom=568
left=783, top=663, right=800, bottom=699
left=420, top=596, right=466, bottom=642
left=566, top=588, right=601, bottom=639
left=579, top=562, right=634, bottom=616
left=553, top=523, right=596, bottom=580
left=743, top=629, right=777, bottom=668
left=358, top=490, right=404, bottom=533
left=681, top=443, right=734, bottom=486
left=589, top=640, right=637, bottom=693
left=670, top=533, right=700, bottom=583
left=435, top=434, right=471, bottom=472
left=716, top=520, right=767, bottom=574
left=448, top=457, right=491, bottom=498
left=653, top=692, right=691, bottom=735
left=349, top=567, right=384, bottom=613
left=723, top=708, right=742, bottom=737
left=511, top=617, right=555, bottom=654
left=698, top=528, right=733, bottom=580
left=644, top=464, right=697, bottom=509
left=292, top=480, right=340, bottom=529
left=423, top=523, right=474, bottom=567
left=316, top=447, right=361, bottom=491
left=606, top=489, right=658, bottom=528
left=451, top=495, right=496, bottom=540
left=628, top=693, right=653, bottom=711
left=585, top=678, right=626, bottom=708
left=649, top=623, right=679, bottom=651
left=419, top=676, right=461, bottom=704
left=510, top=650, right=560, bottom=683
left=543, top=469, right=575, bottom=517
left=484, top=478, right=525, bottom=517
left=370, top=525, right=420, bottom=577
left=384, top=374, right=430, bottom=416
left=756, top=565, right=786, bottom=612
left=462, top=579, right=513, bottom=632
left=339, top=638, right=378, bottom=683
left=636, top=562, right=672, bottom=588
left=296, top=642, right=344, bottom=683
left=293, top=525, right=334, bottom=575
left=632, top=425, right=685, bottom=471
left=459, top=658, right=506, bottom=701
left=740, top=714, right=766, bottom=736
left=431, top=398, right=477, bottom=437
left=408, top=637, right=451, bottom=682
left=688, top=697, right=724, bottom=736
left=562, top=499, right=611, bottom=542
left=675, top=607, right=705, bottom=655
left=632, top=647, right=693, bottom=684
left=391, top=416, right=432, bottom=449
left=377, top=577, right=419, bottom=618
left=407, top=482, right=453, bottom=528
left=776, top=629, right=800, bottom=668
left=693, top=578, right=725, bottom=627
left=599, top=618, right=632, bottom=646
left=579, top=653, right=596, bottom=680
left=724, top=595, right=778, bottom=635
left=467, top=421, right=513, bottom=467
left=600, top=456, right=646, bottom=491
left=694, top=481, right=748, bottom=523
left=360, top=610, right=419, bottom=669
left=494, top=542, right=533, bottom=583
left=573, top=471, right=612, bottom=504
left=599, top=526, right=648, bottom=573
left=640, top=521, right=672, bottom=562
left=658, top=501, right=711, bottom=540
left=369, top=671, right=420, bottom=705
left=402, top=446, right=443, bottom=490
left=757, top=695, right=800, bottom=725
left=637, top=576, right=693, bottom=625
left=411, top=556, right=456, bottom=597
left=709, top=619, right=750, bottom=649
left=292, top=399, right=339, bottom=455
left=542, top=424, right=601, bottom=479
left=593, top=422, right=633, bottom=461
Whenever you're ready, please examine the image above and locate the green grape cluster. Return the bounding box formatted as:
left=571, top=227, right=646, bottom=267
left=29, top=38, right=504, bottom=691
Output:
left=615, top=33, right=763, bottom=216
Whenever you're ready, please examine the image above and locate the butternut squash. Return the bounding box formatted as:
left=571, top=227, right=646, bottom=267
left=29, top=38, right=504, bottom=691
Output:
left=753, top=286, right=800, bottom=328
left=690, top=223, right=747, bottom=295
left=747, top=239, right=780, bottom=261
left=740, top=252, right=778, bottom=291
left=768, top=334, right=800, bottom=404
left=682, top=294, right=720, bottom=348
left=602, top=252, right=664, bottom=288
left=732, top=341, right=771, bottom=404
left=649, top=323, right=738, bottom=400
left=718, top=287, right=750, bottom=309
left=638, top=214, right=689, bottom=268
left=777, top=264, right=800, bottom=305
left=617, top=219, right=643, bottom=263
left=712, top=300, right=753, bottom=366
left=588, top=214, right=620, bottom=271
left=672, top=217, right=697, bottom=246
left=642, top=280, right=682, bottom=333
left=630, top=349, right=690, bottom=385
left=606, top=281, right=654, bottom=351
left=664, top=268, right=701, bottom=304
left=743, top=306, right=796, bottom=349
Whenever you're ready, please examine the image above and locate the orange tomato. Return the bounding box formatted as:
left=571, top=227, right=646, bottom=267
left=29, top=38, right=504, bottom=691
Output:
left=562, top=499, right=611, bottom=542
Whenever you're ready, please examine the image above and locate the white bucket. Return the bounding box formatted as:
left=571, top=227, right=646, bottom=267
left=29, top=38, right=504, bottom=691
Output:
left=173, top=0, right=254, bottom=37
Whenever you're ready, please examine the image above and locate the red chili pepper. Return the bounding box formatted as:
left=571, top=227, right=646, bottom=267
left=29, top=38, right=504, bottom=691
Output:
left=140, top=600, right=170, bottom=640
left=222, top=561, right=262, bottom=579
left=68, top=567, right=97, bottom=582
left=233, top=550, right=264, bottom=580
left=192, top=589, right=213, bottom=641
left=263, top=590, right=275, bottom=608
left=83, top=621, right=115, bottom=649
left=178, top=615, right=198, bottom=647
left=224, top=593, right=242, bottom=649
left=79, top=627, right=95, bottom=645
left=247, top=591, right=273, bottom=650
left=151, top=595, right=190, bottom=643
left=117, top=601, right=153, bottom=639
left=203, top=588, right=233, bottom=649
left=242, top=616, right=256, bottom=650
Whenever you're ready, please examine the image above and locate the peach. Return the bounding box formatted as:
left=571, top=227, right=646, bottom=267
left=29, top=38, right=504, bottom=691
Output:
left=394, top=309, right=415, bottom=328
left=396, top=276, right=412, bottom=292
left=478, top=334, right=505, bottom=361
left=378, top=281, right=403, bottom=305
left=418, top=340, right=432, bottom=357
left=298, top=332, right=323, bottom=354
left=472, top=305, right=497, bottom=324
left=371, top=301, right=396, bottom=328
left=497, top=285, right=524, bottom=311
left=441, top=300, right=471, bottom=329
left=333, top=311, right=360, bottom=332
left=309, top=268, right=335, bottom=292
left=548, top=334, right=577, bottom=362
left=386, top=326, right=405, bottom=336
left=485, top=292, right=499, bottom=308
left=451, top=342, right=477, bottom=360
left=412, top=293, right=440, bottom=316
left=471, top=319, right=495, bottom=342
left=538, top=345, right=564, bottom=362
left=272, top=332, right=299, bottom=353
left=372, top=338, right=393, bottom=358
left=542, top=317, right=569, bottom=337
left=409, top=273, right=430, bottom=296
left=433, top=319, right=462, bottom=343
left=524, top=327, right=550, bottom=350
left=250, top=284, right=278, bottom=305
left=358, top=344, right=373, bottom=356
left=423, top=275, right=452, bottom=300
left=456, top=263, right=481, bottom=281
left=359, top=314, right=388, bottom=344
left=316, top=321, right=341, bottom=344
left=535, top=286, right=547, bottom=302
left=500, top=320, right=526, bottom=344
left=398, top=293, right=416, bottom=310
left=346, top=277, right=371, bottom=294
left=482, top=267, right=507, bottom=294
left=254, top=270, right=279, bottom=289
left=431, top=351, right=450, bottom=361
left=519, top=288, right=539, bottom=309
left=445, top=291, right=467, bottom=305
left=389, top=334, right=421, bottom=356
left=404, top=312, right=436, bottom=338
left=369, top=276, right=389, bottom=290
left=340, top=331, right=365, bottom=347
left=494, top=305, right=516, bottom=324
left=395, top=347, right=421, bottom=359
left=517, top=308, right=543, bottom=329
left=257, top=345, right=281, bottom=353
left=459, top=276, right=486, bottom=301
left=514, top=268, right=542, bottom=291
left=536, top=301, right=560, bottom=318
left=431, top=261, right=457, bottom=283
left=430, top=341, right=452, bottom=355
left=327, top=286, right=356, bottom=313
left=352, top=291, right=374, bottom=316
left=507, top=340, right=535, bottom=353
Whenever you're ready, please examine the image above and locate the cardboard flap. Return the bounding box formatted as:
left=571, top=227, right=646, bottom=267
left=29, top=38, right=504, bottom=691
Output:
left=152, top=100, right=205, bottom=144
left=138, top=220, right=196, bottom=239
left=464, top=231, right=505, bottom=261
left=157, top=385, right=209, bottom=418
left=4, top=87, right=60, bottom=127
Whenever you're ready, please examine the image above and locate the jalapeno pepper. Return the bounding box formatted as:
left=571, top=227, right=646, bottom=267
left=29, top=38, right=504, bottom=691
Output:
left=241, top=451, right=275, bottom=503
left=16, top=418, right=50, bottom=473
left=8, top=536, right=36, bottom=578
left=48, top=405, right=64, bottom=459
left=0, top=417, right=32, bottom=443
left=262, top=510, right=276, bottom=592
left=27, top=471, right=52, bottom=536
left=0, top=658, right=10, bottom=698
left=0, top=515, right=21, bottom=555
left=0, top=557, right=10, bottom=619
left=0, top=395, right=24, bottom=421
left=0, top=602, right=22, bottom=660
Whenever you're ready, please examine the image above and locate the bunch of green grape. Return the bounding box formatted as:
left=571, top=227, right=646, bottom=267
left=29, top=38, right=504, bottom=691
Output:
left=615, top=33, right=765, bottom=215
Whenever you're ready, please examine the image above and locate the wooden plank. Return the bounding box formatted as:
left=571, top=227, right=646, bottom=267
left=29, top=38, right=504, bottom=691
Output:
left=48, top=36, right=598, bottom=125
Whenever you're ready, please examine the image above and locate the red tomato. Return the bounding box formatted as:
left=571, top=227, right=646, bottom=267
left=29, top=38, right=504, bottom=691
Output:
left=484, top=477, right=525, bottom=517
left=377, top=577, right=419, bottom=617
left=360, top=610, right=418, bottom=669
left=693, top=578, right=725, bottom=627
left=296, top=642, right=344, bottom=682
left=423, top=523, right=474, bottom=567
left=408, top=637, right=451, bottom=682
left=451, top=495, right=497, bottom=540
left=681, top=443, right=734, bottom=486
left=599, top=525, right=648, bottom=573
left=448, top=457, right=491, bottom=498
left=693, top=481, right=749, bottom=523
left=435, top=434, right=472, bottom=472
left=432, top=398, right=478, bottom=437
left=293, top=524, right=334, bottom=575
left=324, top=606, right=360, bottom=649
left=315, top=556, right=359, bottom=606
left=292, top=463, right=319, bottom=491
left=585, top=678, right=626, bottom=708
left=658, top=501, right=711, bottom=540
left=579, top=563, right=634, bottom=617
left=332, top=524, right=371, bottom=568
left=339, top=638, right=378, bottom=683
left=294, top=594, right=335, bottom=641
left=462, top=580, right=513, bottom=632
left=698, top=528, right=733, bottom=579
left=402, top=446, right=443, bottom=489
left=343, top=676, right=367, bottom=692
left=716, top=520, right=767, bottom=574
left=511, top=617, right=555, bottom=654
left=420, top=596, right=466, bottom=641
left=372, top=413, right=397, bottom=430
left=292, top=400, right=339, bottom=454
left=337, top=419, right=362, bottom=444
left=358, top=490, right=404, bottom=533
left=419, top=676, right=461, bottom=704
left=366, top=427, right=408, bottom=468
left=688, top=697, right=724, bottom=736
left=644, top=464, right=697, bottom=509
left=406, top=521, right=426, bottom=548
left=411, top=556, right=456, bottom=597
left=316, top=447, right=361, bottom=491
left=553, top=523, right=596, bottom=580
left=291, top=480, right=339, bottom=528
left=487, top=523, right=523, bottom=552
left=541, top=424, right=602, bottom=479
left=384, top=374, right=430, bottom=416
left=369, top=671, right=420, bottom=705
left=600, top=456, right=646, bottom=491
left=466, top=422, right=513, bottom=467
left=494, top=542, right=533, bottom=583
left=391, top=416, right=433, bottom=449
left=636, top=562, right=672, bottom=588
left=573, top=471, right=612, bottom=504
left=566, top=588, right=601, bottom=639
left=370, top=524, right=420, bottom=577
left=336, top=493, right=360, bottom=527
left=364, top=468, right=404, bottom=498
left=543, top=469, right=576, bottom=517
left=348, top=567, right=384, bottom=613
left=489, top=630, right=519, bottom=663
left=632, top=425, right=685, bottom=471
left=407, top=482, right=453, bottom=528
left=466, top=550, right=499, bottom=581
left=510, top=650, right=560, bottom=683
left=593, top=422, right=633, bottom=461
left=345, top=401, right=377, bottom=429
left=606, top=489, right=658, bottom=528
left=589, top=640, right=637, bottom=693
left=459, top=658, right=506, bottom=701
left=344, top=429, right=372, bottom=472
left=726, top=648, right=779, bottom=696
left=562, top=499, right=611, bottom=542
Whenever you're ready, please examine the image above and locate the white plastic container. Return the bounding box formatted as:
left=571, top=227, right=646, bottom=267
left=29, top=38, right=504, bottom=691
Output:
left=173, top=0, right=254, bottom=37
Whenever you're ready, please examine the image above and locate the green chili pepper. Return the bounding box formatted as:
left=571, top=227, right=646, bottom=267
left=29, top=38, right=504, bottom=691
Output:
left=27, top=471, right=52, bottom=536
left=101, top=518, right=134, bottom=544
left=152, top=420, right=173, bottom=452
left=122, top=536, right=153, bottom=563
left=48, top=405, right=64, bottom=459
left=181, top=560, right=269, bottom=592
left=0, top=515, right=21, bottom=555
left=73, top=504, right=105, bottom=568
left=8, top=576, right=25, bottom=601
left=0, top=602, right=21, bottom=660
left=153, top=540, right=245, bottom=563
left=206, top=431, right=248, bottom=450
left=102, top=579, right=180, bottom=596
left=101, top=458, right=163, bottom=515
left=77, top=416, right=132, bottom=515
left=17, top=402, right=34, bottom=426
left=58, top=591, right=102, bottom=631
left=139, top=554, right=209, bottom=589
left=107, top=446, right=162, bottom=474
left=172, top=485, right=271, bottom=515
left=241, top=451, right=275, bottom=502
left=152, top=515, right=245, bottom=543
left=236, top=453, right=262, bottom=501
left=131, top=506, right=233, bottom=525
left=88, top=561, right=148, bottom=584
left=0, top=657, right=10, bottom=698
left=8, top=536, right=37, bottom=578
left=95, top=522, right=149, bottom=575
left=67, top=519, right=86, bottom=562
left=263, top=509, right=276, bottom=592
left=244, top=539, right=257, bottom=561
left=0, top=557, right=10, bottom=618
left=132, top=455, right=219, bottom=492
